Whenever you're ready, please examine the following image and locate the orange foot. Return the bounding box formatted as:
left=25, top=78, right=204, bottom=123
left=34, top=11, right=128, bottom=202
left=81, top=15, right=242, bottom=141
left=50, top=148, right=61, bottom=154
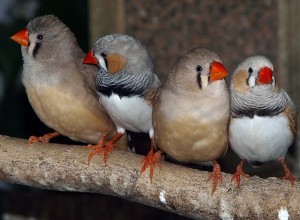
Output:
left=87, top=133, right=123, bottom=165
left=87, top=134, right=108, bottom=165
left=207, top=160, right=223, bottom=196
left=231, top=159, right=250, bottom=189
left=28, top=131, right=60, bottom=144
left=280, top=158, right=298, bottom=187
left=140, top=139, right=162, bottom=183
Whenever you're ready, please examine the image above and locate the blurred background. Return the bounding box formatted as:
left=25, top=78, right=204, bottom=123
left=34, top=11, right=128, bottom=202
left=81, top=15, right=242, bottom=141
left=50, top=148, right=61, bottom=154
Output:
left=0, top=0, right=299, bottom=219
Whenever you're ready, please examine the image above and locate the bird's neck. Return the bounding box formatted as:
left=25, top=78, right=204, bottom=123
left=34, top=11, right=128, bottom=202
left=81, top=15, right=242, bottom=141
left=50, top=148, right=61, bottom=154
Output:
left=231, top=87, right=287, bottom=118
left=96, top=70, right=151, bottom=98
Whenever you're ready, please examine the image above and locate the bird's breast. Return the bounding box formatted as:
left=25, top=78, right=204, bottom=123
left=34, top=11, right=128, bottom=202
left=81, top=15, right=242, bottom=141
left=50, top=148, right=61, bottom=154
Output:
left=100, top=93, right=153, bottom=134
left=153, top=90, right=229, bottom=163
left=229, top=114, right=293, bottom=162
left=23, top=81, right=116, bottom=144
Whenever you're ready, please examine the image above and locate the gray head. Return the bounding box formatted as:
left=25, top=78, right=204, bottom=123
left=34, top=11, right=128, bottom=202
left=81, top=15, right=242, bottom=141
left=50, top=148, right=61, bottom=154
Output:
left=83, top=34, right=158, bottom=98
left=18, top=15, right=81, bottom=63
left=230, top=56, right=287, bottom=118
left=167, top=48, right=228, bottom=92
left=231, top=55, right=275, bottom=92
left=92, top=34, right=154, bottom=76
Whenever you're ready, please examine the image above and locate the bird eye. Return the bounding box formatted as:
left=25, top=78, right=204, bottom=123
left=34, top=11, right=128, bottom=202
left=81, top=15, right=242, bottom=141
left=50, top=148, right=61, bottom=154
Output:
left=248, top=67, right=253, bottom=73
left=196, top=65, right=202, bottom=73
left=101, top=52, right=107, bottom=58
left=37, top=35, right=43, bottom=40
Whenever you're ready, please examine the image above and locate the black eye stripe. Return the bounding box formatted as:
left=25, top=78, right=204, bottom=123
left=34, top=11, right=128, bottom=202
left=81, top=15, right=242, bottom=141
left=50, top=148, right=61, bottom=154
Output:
left=246, top=67, right=253, bottom=85
left=197, top=73, right=202, bottom=89
left=32, top=42, right=41, bottom=58
left=196, top=65, right=203, bottom=89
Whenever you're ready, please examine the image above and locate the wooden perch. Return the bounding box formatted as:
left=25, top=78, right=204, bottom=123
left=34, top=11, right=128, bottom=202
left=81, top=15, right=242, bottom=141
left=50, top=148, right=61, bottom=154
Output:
left=0, top=135, right=299, bottom=219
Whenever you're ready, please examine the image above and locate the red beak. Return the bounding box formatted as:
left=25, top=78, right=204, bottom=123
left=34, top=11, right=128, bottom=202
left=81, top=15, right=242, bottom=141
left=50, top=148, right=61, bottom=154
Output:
left=209, top=61, right=228, bottom=82
left=11, top=28, right=29, bottom=47
left=83, top=49, right=98, bottom=64
left=257, top=67, right=273, bottom=84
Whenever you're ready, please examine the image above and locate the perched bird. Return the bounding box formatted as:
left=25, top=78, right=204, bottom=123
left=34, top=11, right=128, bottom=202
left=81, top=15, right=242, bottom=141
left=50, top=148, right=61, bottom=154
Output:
left=153, top=48, right=230, bottom=195
left=83, top=34, right=161, bottom=171
left=10, top=15, right=125, bottom=149
left=229, top=55, right=298, bottom=188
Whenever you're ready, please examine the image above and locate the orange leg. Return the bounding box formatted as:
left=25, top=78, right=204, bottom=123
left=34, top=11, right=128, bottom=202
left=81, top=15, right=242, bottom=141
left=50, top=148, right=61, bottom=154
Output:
left=28, top=131, right=60, bottom=144
left=231, top=159, right=250, bottom=189
left=87, top=134, right=108, bottom=165
left=140, top=138, right=163, bottom=183
left=87, top=133, right=123, bottom=165
left=207, top=160, right=223, bottom=196
left=280, top=158, right=298, bottom=187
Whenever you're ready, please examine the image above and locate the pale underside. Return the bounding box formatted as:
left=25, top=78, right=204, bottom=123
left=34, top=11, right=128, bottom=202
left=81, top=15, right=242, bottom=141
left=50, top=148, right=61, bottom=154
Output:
left=100, top=93, right=153, bottom=135
left=229, top=114, right=293, bottom=162
left=24, top=82, right=116, bottom=144
left=154, top=81, right=229, bottom=163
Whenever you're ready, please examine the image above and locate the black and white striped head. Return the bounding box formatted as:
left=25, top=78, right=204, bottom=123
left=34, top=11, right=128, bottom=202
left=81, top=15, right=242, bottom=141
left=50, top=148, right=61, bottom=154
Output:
left=231, top=56, right=276, bottom=94
left=11, top=15, right=79, bottom=63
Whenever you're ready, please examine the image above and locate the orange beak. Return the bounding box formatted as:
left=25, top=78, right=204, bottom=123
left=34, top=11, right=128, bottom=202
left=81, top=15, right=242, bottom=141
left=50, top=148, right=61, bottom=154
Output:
left=83, top=49, right=98, bottom=64
left=11, top=28, right=29, bottom=47
left=209, top=61, right=228, bottom=82
left=257, top=67, right=273, bottom=85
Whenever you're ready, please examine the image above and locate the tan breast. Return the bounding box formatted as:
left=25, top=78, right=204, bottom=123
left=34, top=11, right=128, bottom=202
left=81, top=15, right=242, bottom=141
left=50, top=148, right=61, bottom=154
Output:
left=24, top=83, right=116, bottom=144
left=154, top=113, right=228, bottom=162
left=153, top=83, right=229, bottom=163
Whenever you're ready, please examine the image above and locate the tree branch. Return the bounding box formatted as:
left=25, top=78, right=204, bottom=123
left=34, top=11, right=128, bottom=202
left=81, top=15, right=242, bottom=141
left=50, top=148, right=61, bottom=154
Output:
left=0, top=135, right=298, bottom=219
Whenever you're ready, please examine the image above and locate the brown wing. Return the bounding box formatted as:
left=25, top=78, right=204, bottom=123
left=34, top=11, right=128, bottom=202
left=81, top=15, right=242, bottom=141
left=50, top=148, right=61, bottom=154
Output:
left=144, top=74, right=161, bottom=106
left=283, top=91, right=298, bottom=139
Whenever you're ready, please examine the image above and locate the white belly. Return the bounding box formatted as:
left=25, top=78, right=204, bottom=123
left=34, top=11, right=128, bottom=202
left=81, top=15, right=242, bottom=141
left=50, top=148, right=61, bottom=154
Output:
left=229, top=114, right=293, bottom=163
left=100, top=93, right=152, bottom=134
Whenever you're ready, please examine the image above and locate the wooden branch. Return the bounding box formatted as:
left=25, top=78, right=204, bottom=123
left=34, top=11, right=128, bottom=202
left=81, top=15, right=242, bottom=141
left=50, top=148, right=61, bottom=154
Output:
left=88, top=0, right=125, bottom=45
left=0, top=135, right=299, bottom=219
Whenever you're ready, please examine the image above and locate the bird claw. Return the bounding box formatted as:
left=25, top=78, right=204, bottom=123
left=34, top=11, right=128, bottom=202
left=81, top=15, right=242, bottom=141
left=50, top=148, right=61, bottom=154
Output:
left=87, top=143, right=105, bottom=165
left=103, top=141, right=117, bottom=165
left=87, top=143, right=115, bottom=166
left=231, top=160, right=249, bottom=189
left=28, top=136, right=46, bottom=144
left=87, top=134, right=111, bottom=165
left=28, top=132, right=60, bottom=144
left=281, top=173, right=298, bottom=187
left=207, top=161, right=223, bottom=196
left=140, top=148, right=162, bottom=183
left=279, top=158, right=298, bottom=187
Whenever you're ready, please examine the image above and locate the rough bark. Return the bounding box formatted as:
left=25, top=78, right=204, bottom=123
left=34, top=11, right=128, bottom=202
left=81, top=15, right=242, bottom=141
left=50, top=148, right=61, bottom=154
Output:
left=0, top=135, right=298, bottom=219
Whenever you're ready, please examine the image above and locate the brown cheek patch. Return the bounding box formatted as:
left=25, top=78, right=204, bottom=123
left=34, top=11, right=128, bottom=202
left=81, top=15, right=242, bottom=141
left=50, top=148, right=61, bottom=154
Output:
left=107, top=53, right=127, bottom=74
left=232, top=70, right=249, bottom=94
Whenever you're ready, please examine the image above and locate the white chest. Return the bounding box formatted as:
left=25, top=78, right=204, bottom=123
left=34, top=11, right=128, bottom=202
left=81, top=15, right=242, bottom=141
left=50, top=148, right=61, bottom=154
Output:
left=100, top=93, right=152, bottom=133
left=229, top=114, right=293, bottom=162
